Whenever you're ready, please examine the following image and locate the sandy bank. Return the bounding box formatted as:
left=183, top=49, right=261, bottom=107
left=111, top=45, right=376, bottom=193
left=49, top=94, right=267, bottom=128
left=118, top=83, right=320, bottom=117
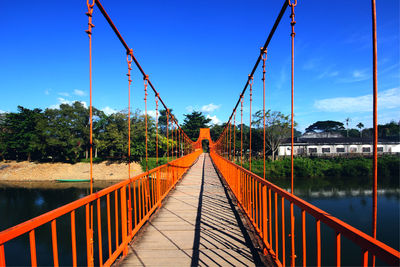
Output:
left=0, top=161, right=143, bottom=181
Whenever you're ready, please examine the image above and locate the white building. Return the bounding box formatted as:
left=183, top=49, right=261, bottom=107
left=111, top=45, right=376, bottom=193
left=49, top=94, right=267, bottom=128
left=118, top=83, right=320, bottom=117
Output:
left=278, top=135, right=400, bottom=156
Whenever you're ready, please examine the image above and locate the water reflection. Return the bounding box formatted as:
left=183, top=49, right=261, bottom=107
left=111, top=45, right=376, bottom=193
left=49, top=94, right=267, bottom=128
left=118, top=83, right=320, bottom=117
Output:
left=0, top=178, right=398, bottom=266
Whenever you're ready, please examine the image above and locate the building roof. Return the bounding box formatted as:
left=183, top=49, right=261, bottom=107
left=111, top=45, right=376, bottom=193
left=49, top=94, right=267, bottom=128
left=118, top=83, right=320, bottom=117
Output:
left=281, top=136, right=399, bottom=145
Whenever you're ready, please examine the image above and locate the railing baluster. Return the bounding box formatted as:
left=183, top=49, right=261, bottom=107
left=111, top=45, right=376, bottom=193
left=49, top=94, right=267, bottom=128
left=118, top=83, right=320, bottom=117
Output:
left=282, top=197, right=286, bottom=266
left=316, top=219, right=321, bottom=267
left=259, top=181, right=262, bottom=233
left=97, top=198, right=103, bottom=266
left=269, top=188, right=272, bottom=247
left=0, top=244, right=5, bottom=266
left=85, top=204, right=92, bottom=266
left=115, top=190, right=119, bottom=248
left=302, top=209, right=306, bottom=267
left=362, top=249, right=368, bottom=267
left=51, top=220, right=59, bottom=267
left=121, top=186, right=128, bottom=256
left=106, top=194, right=112, bottom=258
left=71, top=211, right=77, bottom=267
left=133, top=181, right=137, bottom=228
left=336, top=232, right=341, bottom=267
left=29, top=230, right=37, bottom=267
left=262, top=184, right=268, bottom=245
left=275, top=192, right=279, bottom=259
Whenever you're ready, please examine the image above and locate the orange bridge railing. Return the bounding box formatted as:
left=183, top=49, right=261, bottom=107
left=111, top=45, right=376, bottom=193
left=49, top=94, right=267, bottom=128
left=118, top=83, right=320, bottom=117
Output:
left=0, top=150, right=201, bottom=267
left=210, top=151, right=400, bottom=266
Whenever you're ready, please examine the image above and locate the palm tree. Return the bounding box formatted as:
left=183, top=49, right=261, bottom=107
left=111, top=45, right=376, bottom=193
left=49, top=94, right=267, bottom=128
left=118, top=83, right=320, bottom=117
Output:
left=357, top=122, right=364, bottom=137
left=345, top=117, right=351, bottom=137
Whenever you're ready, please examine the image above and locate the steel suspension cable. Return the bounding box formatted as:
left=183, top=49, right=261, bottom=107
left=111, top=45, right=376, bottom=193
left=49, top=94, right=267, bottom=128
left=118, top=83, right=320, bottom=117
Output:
left=85, top=0, right=95, bottom=265
left=371, top=0, right=378, bottom=266
left=229, top=121, right=232, bottom=160
left=288, top=1, right=297, bottom=266
left=166, top=110, right=169, bottom=161
left=94, top=0, right=193, bottom=145
left=241, top=96, right=244, bottom=167
left=249, top=75, right=253, bottom=171
left=213, top=0, right=288, bottom=143
left=261, top=49, right=267, bottom=180
left=155, top=94, right=159, bottom=165
left=144, top=75, right=149, bottom=172
left=233, top=111, right=236, bottom=162
left=127, top=50, right=133, bottom=178
left=126, top=49, right=133, bottom=235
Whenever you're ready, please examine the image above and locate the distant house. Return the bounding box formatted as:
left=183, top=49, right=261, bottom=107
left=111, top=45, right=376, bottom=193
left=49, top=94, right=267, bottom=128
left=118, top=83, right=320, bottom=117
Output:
left=278, top=132, right=400, bottom=156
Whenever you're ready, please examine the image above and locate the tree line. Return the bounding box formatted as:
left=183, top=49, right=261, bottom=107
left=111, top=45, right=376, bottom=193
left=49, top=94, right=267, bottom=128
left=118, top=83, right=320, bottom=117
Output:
left=0, top=103, right=177, bottom=162
left=0, top=102, right=398, bottom=163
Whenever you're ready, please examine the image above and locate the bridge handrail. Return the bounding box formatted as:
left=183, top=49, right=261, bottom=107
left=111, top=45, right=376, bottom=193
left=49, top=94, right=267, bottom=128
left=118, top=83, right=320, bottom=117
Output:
left=0, top=150, right=201, bottom=266
left=210, top=151, right=400, bottom=266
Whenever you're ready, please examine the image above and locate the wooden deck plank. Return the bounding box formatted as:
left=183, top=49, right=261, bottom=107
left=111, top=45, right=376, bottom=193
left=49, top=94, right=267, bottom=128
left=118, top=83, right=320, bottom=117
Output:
left=120, top=153, right=272, bottom=266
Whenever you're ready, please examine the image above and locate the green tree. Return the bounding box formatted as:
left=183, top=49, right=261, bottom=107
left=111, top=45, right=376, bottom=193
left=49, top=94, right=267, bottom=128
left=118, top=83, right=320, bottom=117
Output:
left=0, top=106, right=44, bottom=161
left=305, top=120, right=345, bottom=133
left=158, top=109, right=174, bottom=135
left=253, top=110, right=293, bottom=161
left=181, top=111, right=211, bottom=141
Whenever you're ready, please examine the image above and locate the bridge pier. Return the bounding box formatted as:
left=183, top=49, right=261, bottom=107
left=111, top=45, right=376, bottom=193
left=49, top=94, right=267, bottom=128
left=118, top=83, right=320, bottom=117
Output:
left=119, top=153, right=273, bottom=266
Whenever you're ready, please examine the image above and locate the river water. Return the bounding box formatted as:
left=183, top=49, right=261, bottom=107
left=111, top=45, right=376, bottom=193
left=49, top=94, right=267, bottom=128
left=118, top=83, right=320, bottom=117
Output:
left=0, top=178, right=398, bottom=266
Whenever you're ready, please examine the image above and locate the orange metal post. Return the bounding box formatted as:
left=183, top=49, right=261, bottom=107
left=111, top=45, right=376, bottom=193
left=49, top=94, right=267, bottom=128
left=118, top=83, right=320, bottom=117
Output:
left=248, top=75, right=253, bottom=171
left=71, top=211, right=77, bottom=267
left=106, top=194, right=112, bottom=258
left=262, top=185, right=268, bottom=245
left=114, top=191, right=119, bottom=248
left=282, top=198, right=286, bottom=266
left=121, top=187, right=128, bottom=256
left=0, top=245, right=5, bottom=266
left=275, top=192, right=279, bottom=258
left=336, top=232, right=341, bottom=267
left=363, top=250, right=369, bottom=267
left=269, top=189, right=272, bottom=247
left=371, top=0, right=378, bottom=266
left=29, top=230, right=37, bottom=267
left=316, top=219, right=321, bottom=267
left=240, top=96, right=243, bottom=167
left=302, top=209, right=306, bottom=267
left=51, top=220, right=59, bottom=267
left=97, top=199, right=103, bottom=266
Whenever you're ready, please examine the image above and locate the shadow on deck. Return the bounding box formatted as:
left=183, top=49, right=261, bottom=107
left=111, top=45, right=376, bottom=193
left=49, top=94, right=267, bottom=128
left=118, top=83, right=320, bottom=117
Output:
left=118, top=153, right=274, bottom=266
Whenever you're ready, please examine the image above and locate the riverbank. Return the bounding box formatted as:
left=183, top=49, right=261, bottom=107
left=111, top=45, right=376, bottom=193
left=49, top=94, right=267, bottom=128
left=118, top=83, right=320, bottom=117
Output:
left=242, top=155, right=400, bottom=186
left=0, top=161, right=142, bottom=181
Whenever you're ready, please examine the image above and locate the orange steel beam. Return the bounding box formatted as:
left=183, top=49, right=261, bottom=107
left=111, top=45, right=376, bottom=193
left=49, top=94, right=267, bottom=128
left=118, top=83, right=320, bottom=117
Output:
left=94, top=0, right=192, bottom=143
left=214, top=0, right=288, bottom=144
left=210, top=151, right=400, bottom=266
left=0, top=151, right=201, bottom=267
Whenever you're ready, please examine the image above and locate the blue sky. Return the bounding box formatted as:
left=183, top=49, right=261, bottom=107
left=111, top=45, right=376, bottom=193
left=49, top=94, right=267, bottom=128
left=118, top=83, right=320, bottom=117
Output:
left=0, top=0, right=399, bottom=132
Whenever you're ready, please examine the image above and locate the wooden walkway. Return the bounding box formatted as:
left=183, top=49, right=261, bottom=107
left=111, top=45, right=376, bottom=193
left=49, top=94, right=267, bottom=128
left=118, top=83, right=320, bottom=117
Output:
left=120, top=153, right=271, bottom=266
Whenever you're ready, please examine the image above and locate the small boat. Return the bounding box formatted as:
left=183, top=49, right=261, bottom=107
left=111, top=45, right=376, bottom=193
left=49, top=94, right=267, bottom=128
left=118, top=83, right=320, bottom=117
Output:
left=56, top=179, right=91, bottom=183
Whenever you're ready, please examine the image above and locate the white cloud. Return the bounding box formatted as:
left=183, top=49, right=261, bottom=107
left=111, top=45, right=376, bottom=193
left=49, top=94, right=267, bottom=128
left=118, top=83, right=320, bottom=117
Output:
left=201, top=103, right=220, bottom=113
left=147, top=110, right=157, bottom=118
left=0, top=110, right=6, bottom=114
left=314, top=88, right=400, bottom=113
left=58, top=92, right=69, bottom=97
left=49, top=98, right=87, bottom=109
left=207, top=115, right=221, bottom=125
left=44, top=89, right=50, bottom=95
left=102, top=106, right=118, bottom=115
left=140, top=110, right=158, bottom=118
left=74, top=89, right=86, bottom=96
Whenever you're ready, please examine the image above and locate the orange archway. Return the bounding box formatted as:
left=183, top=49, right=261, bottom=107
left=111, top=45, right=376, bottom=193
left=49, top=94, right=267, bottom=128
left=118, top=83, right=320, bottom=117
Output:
left=193, top=128, right=213, bottom=150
